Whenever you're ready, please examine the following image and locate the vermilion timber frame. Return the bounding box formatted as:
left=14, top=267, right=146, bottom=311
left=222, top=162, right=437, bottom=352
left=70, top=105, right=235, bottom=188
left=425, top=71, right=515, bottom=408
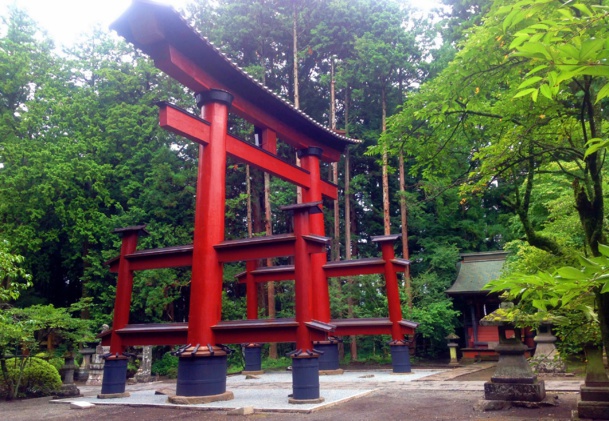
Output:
left=102, top=0, right=417, bottom=355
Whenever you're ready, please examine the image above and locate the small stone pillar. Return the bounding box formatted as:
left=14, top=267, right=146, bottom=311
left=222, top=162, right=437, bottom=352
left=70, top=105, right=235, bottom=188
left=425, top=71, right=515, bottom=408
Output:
left=135, top=346, right=153, bottom=383
left=86, top=343, right=109, bottom=386
left=577, top=344, right=609, bottom=420
left=446, top=333, right=460, bottom=367
left=75, top=346, right=96, bottom=382
left=531, top=324, right=566, bottom=374
left=242, top=343, right=264, bottom=375
left=483, top=324, right=545, bottom=402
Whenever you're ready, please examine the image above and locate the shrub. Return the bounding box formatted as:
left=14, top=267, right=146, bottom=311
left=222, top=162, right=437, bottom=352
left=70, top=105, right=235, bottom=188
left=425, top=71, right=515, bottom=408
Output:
left=34, top=352, right=64, bottom=372
left=0, top=357, right=62, bottom=398
left=151, top=352, right=178, bottom=378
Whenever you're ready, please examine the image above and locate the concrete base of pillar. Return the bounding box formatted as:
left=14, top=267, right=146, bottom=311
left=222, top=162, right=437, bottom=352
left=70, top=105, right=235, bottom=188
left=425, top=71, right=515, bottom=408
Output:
left=242, top=370, right=265, bottom=376
left=97, top=392, right=130, bottom=399
left=288, top=396, right=325, bottom=405
left=319, top=368, right=344, bottom=375
left=168, top=390, right=234, bottom=405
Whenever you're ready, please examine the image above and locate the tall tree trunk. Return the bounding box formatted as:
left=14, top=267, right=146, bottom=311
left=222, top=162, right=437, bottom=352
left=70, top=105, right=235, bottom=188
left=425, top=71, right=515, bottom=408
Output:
left=399, top=152, right=412, bottom=309
left=246, top=165, right=252, bottom=238
left=381, top=85, right=390, bottom=235
left=292, top=0, right=299, bottom=109
left=292, top=0, right=302, bottom=204
left=264, top=171, right=278, bottom=359
left=330, top=59, right=340, bottom=261
left=344, top=88, right=357, bottom=361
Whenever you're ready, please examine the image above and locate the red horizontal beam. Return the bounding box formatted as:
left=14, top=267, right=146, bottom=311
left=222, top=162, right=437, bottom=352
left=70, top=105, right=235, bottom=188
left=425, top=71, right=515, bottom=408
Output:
left=159, top=104, right=339, bottom=200
left=226, top=134, right=311, bottom=189
left=154, top=44, right=342, bottom=162
left=100, top=323, right=188, bottom=346
left=214, top=234, right=296, bottom=262
left=159, top=102, right=210, bottom=145
left=330, top=318, right=416, bottom=337
left=236, top=265, right=296, bottom=284
left=108, top=245, right=194, bottom=273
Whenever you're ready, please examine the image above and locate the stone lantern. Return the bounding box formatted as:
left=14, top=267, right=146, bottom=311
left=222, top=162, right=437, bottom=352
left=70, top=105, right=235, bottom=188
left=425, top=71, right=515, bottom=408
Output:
left=480, top=304, right=545, bottom=403
left=446, top=333, right=460, bottom=367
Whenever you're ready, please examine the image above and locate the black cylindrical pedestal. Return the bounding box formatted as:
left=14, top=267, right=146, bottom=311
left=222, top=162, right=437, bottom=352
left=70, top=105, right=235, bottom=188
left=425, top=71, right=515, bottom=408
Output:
left=291, top=357, right=320, bottom=400
left=243, top=344, right=262, bottom=372
left=176, top=355, right=228, bottom=396
left=315, top=342, right=340, bottom=371
left=390, top=343, right=411, bottom=373
left=101, top=357, right=128, bottom=394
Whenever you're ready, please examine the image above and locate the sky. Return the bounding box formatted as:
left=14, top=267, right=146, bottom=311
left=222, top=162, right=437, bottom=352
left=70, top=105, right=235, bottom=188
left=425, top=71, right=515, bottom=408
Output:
left=0, top=0, right=442, bottom=49
left=0, top=0, right=190, bottom=48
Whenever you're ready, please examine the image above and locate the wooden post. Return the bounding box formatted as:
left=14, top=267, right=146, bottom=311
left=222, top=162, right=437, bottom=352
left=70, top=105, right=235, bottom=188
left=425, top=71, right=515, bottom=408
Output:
left=373, top=235, right=403, bottom=340
left=298, top=147, right=331, bottom=323
left=187, top=89, right=233, bottom=347
left=109, top=225, right=147, bottom=354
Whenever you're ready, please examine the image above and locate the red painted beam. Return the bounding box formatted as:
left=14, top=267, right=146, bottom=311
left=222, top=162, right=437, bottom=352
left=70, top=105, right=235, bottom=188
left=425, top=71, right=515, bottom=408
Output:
left=236, top=265, right=295, bottom=284
left=154, top=44, right=342, bottom=162
left=108, top=245, right=194, bottom=273
left=159, top=102, right=210, bottom=145
left=214, top=234, right=296, bottom=262
left=159, top=104, right=339, bottom=200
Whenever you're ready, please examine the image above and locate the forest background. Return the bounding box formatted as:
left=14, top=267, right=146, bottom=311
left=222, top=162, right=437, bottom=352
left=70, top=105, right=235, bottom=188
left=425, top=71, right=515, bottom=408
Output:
left=1, top=0, right=607, bottom=367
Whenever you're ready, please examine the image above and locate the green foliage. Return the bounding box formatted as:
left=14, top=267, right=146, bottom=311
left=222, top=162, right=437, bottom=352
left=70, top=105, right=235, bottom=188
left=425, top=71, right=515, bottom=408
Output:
left=261, top=356, right=291, bottom=371
left=0, top=357, right=61, bottom=399
left=151, top=351, right=178, bottom=379
left=0, top=239, right=32, bottom=303
left=485, top=244, right=609, bottom=352
left=403, top=300, right=460, bottom=357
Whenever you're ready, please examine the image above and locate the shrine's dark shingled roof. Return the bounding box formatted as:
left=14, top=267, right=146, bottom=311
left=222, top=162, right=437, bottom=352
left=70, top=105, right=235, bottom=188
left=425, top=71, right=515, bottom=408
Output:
left=111, top=0, right=359, bottom=153
left=446, top=251, right=508, bottom=295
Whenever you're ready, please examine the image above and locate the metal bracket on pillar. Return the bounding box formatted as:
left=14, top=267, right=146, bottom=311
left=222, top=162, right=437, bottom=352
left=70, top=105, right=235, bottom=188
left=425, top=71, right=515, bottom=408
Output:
left=297, top=146, right=323, bottom=159
left=195, top=89, right=234, bottom=108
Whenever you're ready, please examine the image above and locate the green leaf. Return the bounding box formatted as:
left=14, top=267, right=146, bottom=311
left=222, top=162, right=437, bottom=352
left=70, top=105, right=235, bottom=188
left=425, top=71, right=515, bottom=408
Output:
left=584, top=138, right=609, bottom=158
left=539, top=83, right=553, bottom=99
left=579, top=39, right=605, bottom=61
left=515, top=42, right=552, bottom=60
left=513, top=88, right=538, bottom=98
left=556, top=266, right=587, bottom=280
left=510, top=35, right=530, bottom=49
left=517, top=76, right=542, bottom=89
left=526, top=65, right=548, bottom=77
left=598, top=244, right=609, bottom=258
left=573, top=3, right=593, bottom=17
left=595, top=82, right=609, bottom=104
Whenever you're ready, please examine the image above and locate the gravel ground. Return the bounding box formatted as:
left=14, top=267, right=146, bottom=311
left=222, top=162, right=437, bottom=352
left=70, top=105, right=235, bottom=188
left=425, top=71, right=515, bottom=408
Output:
left=0, top=364, right=582, bottom=421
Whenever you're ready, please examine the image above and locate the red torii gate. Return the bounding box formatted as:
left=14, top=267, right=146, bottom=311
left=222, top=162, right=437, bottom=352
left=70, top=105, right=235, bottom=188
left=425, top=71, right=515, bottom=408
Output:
left=100, top=0, right=416, bottom=403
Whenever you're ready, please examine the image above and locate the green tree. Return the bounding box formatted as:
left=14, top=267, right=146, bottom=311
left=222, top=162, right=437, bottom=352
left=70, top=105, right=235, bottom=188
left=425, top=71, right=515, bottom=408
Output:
left=383, top=0, right=609, bottom=351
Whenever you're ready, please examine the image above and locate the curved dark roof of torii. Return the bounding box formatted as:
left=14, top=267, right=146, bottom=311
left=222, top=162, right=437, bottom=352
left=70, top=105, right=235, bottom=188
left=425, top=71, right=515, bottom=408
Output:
left=111, top=0, right=359, bottom=153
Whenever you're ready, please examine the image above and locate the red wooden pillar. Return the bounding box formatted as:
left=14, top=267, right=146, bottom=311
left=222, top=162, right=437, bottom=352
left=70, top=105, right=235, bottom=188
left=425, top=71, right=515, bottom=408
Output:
left=283, top=203, right=317, bottom=351
left=373, top=234, right=404, bottom=340
left=187, top=89, right=233, bottom=347
left=109, top=225, right=148, bottom=354
left=298, top=147, right=331, bottom=322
